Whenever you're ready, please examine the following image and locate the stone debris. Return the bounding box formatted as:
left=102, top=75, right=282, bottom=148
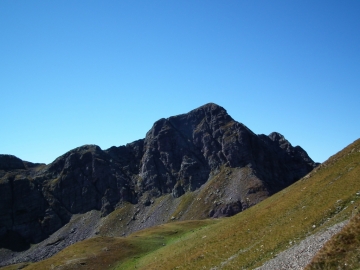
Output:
left=255, top=221, right=348, bottom=270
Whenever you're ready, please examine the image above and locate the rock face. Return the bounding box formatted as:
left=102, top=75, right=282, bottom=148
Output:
left=0, top=103, right=318, bottom=254
left=0, top=155, right=25, bottom=171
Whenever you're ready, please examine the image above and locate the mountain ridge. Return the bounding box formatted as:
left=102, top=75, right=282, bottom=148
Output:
left=0, top=103, right=318, bottom=266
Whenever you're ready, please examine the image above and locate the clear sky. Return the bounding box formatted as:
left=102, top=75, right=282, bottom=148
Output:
left=1, top=1, right=359, bottom=164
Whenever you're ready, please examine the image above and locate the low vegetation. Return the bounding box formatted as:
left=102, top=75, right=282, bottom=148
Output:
left=2, top=220, right=217, bottom=270
left=2, top=139, right=359, bottom=269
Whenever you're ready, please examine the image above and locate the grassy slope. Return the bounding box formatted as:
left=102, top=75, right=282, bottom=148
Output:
left=1, top=220, right=218, bottom=270
left=2, top=139, right=360, bottom=270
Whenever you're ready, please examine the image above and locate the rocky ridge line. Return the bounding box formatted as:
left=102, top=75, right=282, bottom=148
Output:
left=0, top=103, right=318, bottom=264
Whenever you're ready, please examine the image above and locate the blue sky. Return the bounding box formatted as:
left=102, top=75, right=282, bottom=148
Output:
left=1, top=1, right=359, bottom=164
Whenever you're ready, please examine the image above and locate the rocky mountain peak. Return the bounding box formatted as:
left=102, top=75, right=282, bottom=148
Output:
left=269, top=131, right=286, bottom=142
left=0, top=103, right=318, bottom=260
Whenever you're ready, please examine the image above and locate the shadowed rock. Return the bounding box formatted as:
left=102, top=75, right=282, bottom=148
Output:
left=0, top=155, right=25, bottom=171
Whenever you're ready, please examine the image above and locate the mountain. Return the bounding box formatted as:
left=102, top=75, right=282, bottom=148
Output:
left=0, top=103, right=317, bottom=266
left=4, top=138, right=356, bottom=270
left=1, top=136, right=358, bottom=270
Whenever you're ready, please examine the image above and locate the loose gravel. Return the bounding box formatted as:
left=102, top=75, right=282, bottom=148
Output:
left=255, top=220, right=348, bottom=270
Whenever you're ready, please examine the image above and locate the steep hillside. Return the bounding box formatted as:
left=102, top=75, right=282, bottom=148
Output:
left=0, top=103, right=317, bottom=266
left=2, top=139, right=358, bottom=269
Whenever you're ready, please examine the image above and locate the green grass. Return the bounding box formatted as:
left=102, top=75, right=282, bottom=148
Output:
left=2, top=139, right=359, bottom=270
left=3, top=220, right=217, bottom=270
left=170, top=192, right=197, bottom=220
left=97, top=203, right=134, bottom=237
